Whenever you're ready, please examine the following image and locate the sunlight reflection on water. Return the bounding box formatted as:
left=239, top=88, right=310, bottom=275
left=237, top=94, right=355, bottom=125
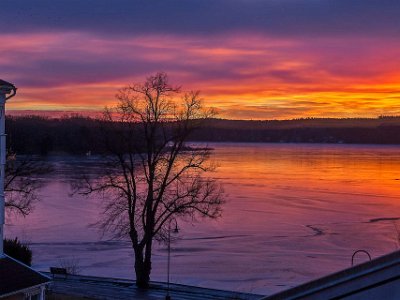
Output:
left=5, top=143, right=400, bottom=295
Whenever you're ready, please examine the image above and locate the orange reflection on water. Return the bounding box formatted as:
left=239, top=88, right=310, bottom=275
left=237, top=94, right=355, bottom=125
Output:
left=5, top=143, right=400, bottom=294
left=211, top=143, right=400, bottom=228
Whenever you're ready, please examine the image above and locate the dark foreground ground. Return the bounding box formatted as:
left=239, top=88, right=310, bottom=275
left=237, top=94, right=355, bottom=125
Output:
left=46, top=273, right=263, bottom=300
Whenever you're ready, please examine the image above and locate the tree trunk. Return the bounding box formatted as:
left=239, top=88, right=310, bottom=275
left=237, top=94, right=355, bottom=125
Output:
left=134, top=246, right=152, bottom=288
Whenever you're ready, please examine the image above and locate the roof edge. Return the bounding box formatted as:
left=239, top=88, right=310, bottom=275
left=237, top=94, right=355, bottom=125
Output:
left=262, top=250, right=400, bottom=299
left=3, top=254, right=51, bottom=281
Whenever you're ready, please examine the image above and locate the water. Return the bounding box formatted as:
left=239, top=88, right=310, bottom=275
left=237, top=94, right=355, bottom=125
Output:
left=5, top=143, right=400, bottom=295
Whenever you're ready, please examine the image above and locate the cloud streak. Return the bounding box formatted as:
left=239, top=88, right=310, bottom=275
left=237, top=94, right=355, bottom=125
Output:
left=1, top=1, right=400, bottom=119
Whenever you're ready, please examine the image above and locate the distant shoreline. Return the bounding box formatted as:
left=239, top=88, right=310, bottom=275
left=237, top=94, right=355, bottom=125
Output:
left=6, top=116, right=400, bottom=156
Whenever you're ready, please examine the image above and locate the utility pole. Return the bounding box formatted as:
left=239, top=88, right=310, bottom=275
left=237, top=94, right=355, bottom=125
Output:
left=0, top=79, right=16, bottom=257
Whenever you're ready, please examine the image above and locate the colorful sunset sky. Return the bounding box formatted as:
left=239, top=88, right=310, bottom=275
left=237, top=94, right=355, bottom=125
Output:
left=2, top=0, right=400, bottom=119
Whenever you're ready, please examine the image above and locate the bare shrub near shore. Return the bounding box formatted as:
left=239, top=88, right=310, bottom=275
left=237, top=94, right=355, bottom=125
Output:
left=58, top=257, right=82, bottom=275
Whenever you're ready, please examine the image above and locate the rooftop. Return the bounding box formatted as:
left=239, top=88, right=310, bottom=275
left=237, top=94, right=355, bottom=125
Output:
left=0, top=255, right=50, bottom=297
left=47, top=273, right=262, bottom=300
left=262, top=250, right=400, bottom=300
left=0, top=79, right=14, bottom=87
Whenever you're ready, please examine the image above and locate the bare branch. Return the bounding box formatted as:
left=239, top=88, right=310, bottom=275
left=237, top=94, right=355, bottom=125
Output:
left=5, top=153, right=52, bottom=217
left=74, top=72, right=223, bottom=288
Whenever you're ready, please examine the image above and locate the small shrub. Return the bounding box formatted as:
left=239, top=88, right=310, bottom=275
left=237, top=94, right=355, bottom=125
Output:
left=4, top=237, right=32, bottom=266
left=58, top=257, right=82, bottom=275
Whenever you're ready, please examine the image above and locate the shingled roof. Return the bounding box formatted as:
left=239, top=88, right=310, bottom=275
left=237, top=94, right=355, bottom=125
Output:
left=0, top=255, right=50, bottom=297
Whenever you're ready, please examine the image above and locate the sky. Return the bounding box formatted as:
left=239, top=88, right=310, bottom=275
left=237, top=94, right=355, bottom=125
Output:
left=1, top=0, right=400, bottom=119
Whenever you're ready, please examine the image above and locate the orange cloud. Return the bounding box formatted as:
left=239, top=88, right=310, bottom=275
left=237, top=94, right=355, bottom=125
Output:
left=2, top=32, right=400, bottom=119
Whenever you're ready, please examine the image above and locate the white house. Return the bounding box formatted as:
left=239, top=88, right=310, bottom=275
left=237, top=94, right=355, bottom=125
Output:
left=0, top=80, right=50, bottom=300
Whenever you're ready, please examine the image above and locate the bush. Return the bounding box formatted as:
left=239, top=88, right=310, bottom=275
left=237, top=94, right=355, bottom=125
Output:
left=4, top=237, right=32, bottom=266
left=58, top=257, right=82, bottom=275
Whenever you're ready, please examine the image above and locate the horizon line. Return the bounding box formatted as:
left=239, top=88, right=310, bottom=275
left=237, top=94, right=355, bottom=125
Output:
left=5, top=110, right=400, bottom=122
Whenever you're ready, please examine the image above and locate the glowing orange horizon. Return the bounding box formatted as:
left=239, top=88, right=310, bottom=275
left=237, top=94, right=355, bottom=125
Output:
left=2, top=33, right=400, bottom=120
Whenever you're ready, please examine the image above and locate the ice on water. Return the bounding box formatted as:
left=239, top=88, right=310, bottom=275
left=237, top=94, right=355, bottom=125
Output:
left=6, top=143, right=400, bottom=295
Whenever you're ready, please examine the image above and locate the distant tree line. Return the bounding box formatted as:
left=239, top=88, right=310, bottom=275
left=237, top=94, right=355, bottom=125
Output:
left=195, top=121, right=400, bottom=144
left=7, top=115, right=100, bottom=155
left=6, top=115, right=400, bottom=155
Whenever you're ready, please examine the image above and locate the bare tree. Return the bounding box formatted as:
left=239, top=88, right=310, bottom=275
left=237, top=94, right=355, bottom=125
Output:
left=5, top=152, right=51, bottom=217
left=77, top=73, right=224, bottom=288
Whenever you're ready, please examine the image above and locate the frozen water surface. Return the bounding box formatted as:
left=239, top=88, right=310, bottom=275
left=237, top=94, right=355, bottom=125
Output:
left=5, top=143, right=400, bottom=295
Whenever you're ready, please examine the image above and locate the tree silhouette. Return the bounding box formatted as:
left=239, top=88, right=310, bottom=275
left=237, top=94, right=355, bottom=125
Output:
left=5, top=152, right=51, bottom=216
left=77, top=73, right=224, bottom=288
